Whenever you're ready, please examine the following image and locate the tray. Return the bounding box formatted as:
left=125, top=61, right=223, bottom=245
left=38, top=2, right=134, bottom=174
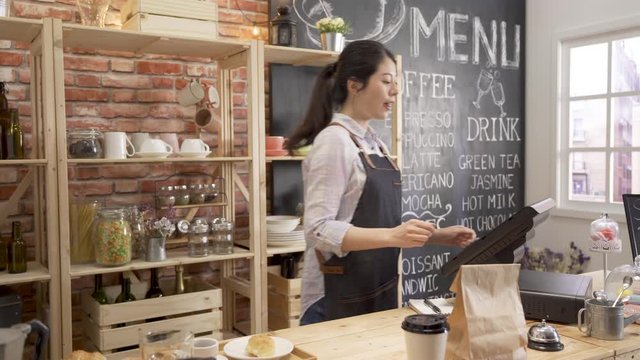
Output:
left=219, top=337, right=316, bottom=360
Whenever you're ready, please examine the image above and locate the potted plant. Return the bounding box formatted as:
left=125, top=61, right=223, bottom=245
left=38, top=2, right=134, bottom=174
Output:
left=316, top=17, right=350, bottom=52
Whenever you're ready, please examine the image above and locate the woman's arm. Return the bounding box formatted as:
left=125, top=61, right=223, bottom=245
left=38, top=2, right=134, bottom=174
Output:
left=341, top=219, right=437, bottom=251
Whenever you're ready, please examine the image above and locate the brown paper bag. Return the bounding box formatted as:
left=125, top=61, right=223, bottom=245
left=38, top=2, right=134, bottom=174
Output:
left=445, top=264, right=527, bottom=360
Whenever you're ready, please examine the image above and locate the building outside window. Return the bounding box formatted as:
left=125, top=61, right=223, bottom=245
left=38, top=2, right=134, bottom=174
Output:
left=559, top=31, right=640, bottom=213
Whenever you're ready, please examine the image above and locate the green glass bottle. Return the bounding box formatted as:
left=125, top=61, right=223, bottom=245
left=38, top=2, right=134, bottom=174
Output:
left=9, top=110, right=23, bottom=159
left=115, top=277, right=136, bottom=303
left=0, top=82, right=8, bottom=159
left=0, top=236, right=7, bottom=271
left=91, top=274, right=109, bottom=304
left=8, top=221, right=27, bottom=274
left=174, top=265, right=185, bottom=294
left=145, top=268, right=164, bottom=298
left=3, top=109, right=15, bottom=160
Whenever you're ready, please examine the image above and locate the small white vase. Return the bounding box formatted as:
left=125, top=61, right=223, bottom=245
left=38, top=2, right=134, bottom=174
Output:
left=320, top=32, right=345, bottom=52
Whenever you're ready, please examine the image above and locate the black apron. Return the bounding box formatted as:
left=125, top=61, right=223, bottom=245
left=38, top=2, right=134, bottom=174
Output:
left=317, top=124, right=402, bottom=321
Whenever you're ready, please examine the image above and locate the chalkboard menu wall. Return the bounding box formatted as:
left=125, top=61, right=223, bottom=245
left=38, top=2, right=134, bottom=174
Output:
left=269, top=0, right=525, bottom=303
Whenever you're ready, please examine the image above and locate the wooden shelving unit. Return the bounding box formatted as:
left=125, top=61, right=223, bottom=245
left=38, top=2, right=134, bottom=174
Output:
left=0, top=16, right=62, bottom=360
left=49, top=19, right=264, bottom=357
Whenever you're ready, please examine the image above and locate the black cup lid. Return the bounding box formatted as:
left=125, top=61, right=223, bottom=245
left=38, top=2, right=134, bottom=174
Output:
left=401, top=314, right=448, bottom=334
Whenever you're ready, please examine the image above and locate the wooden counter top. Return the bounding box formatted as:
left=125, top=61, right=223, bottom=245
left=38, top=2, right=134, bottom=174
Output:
left=268, top=308, right=640, bottom=360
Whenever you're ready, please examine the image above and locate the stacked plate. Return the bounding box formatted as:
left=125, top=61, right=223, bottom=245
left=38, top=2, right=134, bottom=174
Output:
left=266, top=216, right=305, bottom=247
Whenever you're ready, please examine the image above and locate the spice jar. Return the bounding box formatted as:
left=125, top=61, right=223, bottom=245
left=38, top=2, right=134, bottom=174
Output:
left=211, top=218, right=234, bottom=255
left=204, top=183, right=219, bottom=202
left=188, top=219, right=209, bottom=257
left=93, top=208, right=132, bottom=266
left=189, top=184, right=205, bottom=204
left=67, top=129, right=103, bottom=159
left=175, top=185, right=190, bottom=206
left=156, top=186, right=175, bottom=207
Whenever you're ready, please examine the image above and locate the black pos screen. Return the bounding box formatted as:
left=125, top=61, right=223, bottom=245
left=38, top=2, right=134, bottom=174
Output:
left=441, top=198, right=556, bottom=278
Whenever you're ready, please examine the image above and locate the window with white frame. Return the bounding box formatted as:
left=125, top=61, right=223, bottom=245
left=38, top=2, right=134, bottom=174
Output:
left=559, top=31, right=640, bottom=213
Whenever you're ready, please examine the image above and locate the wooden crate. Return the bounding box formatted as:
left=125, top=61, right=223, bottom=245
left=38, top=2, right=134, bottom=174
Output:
left=267, top=266, right=302, bottom=330
left=122, top=13, right=218, bottom=40
left=81, top=278, right=222, bottom=358
left=120, top=0, right=218, bottom=23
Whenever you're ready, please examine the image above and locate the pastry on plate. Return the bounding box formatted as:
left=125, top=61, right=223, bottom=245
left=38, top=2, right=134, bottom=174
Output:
left=63, top=350, right=106, bottom=360
left=245, top=334, right=275, bottom=357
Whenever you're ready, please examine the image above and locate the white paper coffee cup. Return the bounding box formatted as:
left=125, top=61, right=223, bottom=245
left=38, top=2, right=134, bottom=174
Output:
left=402, top=314, right=448, bottom=360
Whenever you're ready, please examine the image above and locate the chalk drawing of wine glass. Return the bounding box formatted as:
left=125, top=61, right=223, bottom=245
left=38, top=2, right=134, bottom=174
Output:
left=292, top=0, right=406, bottom=46
left=472, top=69, right=493, bottom=109
left=491, top=80, right=506, bottom=117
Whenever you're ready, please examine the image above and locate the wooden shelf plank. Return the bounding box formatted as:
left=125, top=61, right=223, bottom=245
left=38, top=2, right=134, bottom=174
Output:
left=266, top=156, right=305, bottom=162
left=0, top=159, right=48, bottom=166
left=267, top=244, right=306, bottom=257
left=67, top=156, right=251, bottom=164
left=159, top=201, right=227, bottom=210
left=0, top=262, right=51, bottom=285
left=0, top=17, right=42, bottom=43
left=61, top=23, right=249, bottom=59
left=264, top=45, right=338, bottom=67
left=68, top=247, right=253, bottom=277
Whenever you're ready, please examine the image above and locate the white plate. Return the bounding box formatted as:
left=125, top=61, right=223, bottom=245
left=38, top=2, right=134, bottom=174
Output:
left=133, top=151, right=171, bottom=158
left=175, top=151, right=211, bottom=158
left=267, top=240, right=306, bottom=247
left=223, top=336, right=293, bottom=360
left=266, top=215, right=300, bottom=223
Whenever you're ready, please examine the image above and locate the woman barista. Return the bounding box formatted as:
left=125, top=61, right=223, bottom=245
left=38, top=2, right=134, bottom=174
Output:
left=287, top=40, right=476, bottom=325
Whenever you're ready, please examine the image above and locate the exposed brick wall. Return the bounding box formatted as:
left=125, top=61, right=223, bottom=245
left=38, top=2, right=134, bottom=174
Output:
left=1, top=0, right=269, bottom=352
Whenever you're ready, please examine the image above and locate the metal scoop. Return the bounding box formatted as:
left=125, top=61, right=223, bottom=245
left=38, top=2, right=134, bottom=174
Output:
left=612, top=276, right=633, bottom=307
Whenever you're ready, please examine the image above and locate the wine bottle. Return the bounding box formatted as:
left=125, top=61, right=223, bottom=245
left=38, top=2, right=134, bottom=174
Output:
left=3, top=108, right=15, bottom=160
left=0, top=236, right=7, bottom=271
left=9, top=109, right=23, bottom=159
left=0, top=82, right=8, bottom=159
left=174, top=265, right=185, bottom=294
left=115, top=277, right=136, bottom=303
left=91, top=274, right=109, bottom=304
left=145, top=268, right=164, bottom=298
left=8, top=221, right=26, bottom=274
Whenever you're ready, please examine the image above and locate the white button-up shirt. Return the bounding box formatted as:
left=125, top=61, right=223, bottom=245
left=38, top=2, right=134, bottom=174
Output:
left=300, top=113, right=389, bottom=318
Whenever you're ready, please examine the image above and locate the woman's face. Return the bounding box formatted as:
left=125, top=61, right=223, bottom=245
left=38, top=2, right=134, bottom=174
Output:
left=348, top=56, right=399, bottom=121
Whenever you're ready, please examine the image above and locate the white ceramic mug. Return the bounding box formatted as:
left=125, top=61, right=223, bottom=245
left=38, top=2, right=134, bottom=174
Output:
left=130, top=132, right=151, bottom=153
left=191, top=337, right=218, bottom=358
left=180, top=139, right=210, bottom=153
left=157, top=133, right=179, bottom=153
left=178, top=79, right=205, bottom=106
left=139, top=138, right=173, bottom=154
left=103, top=131, right=135, bottom=159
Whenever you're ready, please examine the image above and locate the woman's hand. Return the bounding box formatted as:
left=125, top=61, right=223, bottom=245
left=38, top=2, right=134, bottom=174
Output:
left=431, top=225, right=476, bottom=248
left=388, top=219, right=436, bottom=248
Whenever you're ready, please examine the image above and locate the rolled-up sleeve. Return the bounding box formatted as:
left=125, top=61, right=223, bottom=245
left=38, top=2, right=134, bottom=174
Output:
left=302, top=128, right=360, bottom=257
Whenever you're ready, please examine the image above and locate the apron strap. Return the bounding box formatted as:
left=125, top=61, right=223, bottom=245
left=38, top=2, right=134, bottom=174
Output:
left=315, top=249, right=344, bottom=275
left=327, top=122, right=399, bottom=171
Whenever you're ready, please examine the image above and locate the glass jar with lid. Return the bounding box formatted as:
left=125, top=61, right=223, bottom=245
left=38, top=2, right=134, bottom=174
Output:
left=604, top=255, right=640, bottom=306
left=188, top=219, right=209, bottom=257
left=67, top=129, right=103, bottom=159
left=204, top=183, right=219, bottom=202
left=69, top=198, right=103, bottom=264
left=175, top=185, right=190, bottom=206
left=211, top=218, right=234, bottom=255
left=189, top=184, right=205, bottom=204
left=156, top=186, right=175, bottom=207
left=93, top=207, right=132, bottom=266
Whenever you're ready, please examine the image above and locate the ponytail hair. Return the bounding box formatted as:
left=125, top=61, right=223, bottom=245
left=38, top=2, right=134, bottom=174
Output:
left=286, top=40, right=396, bottom=151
